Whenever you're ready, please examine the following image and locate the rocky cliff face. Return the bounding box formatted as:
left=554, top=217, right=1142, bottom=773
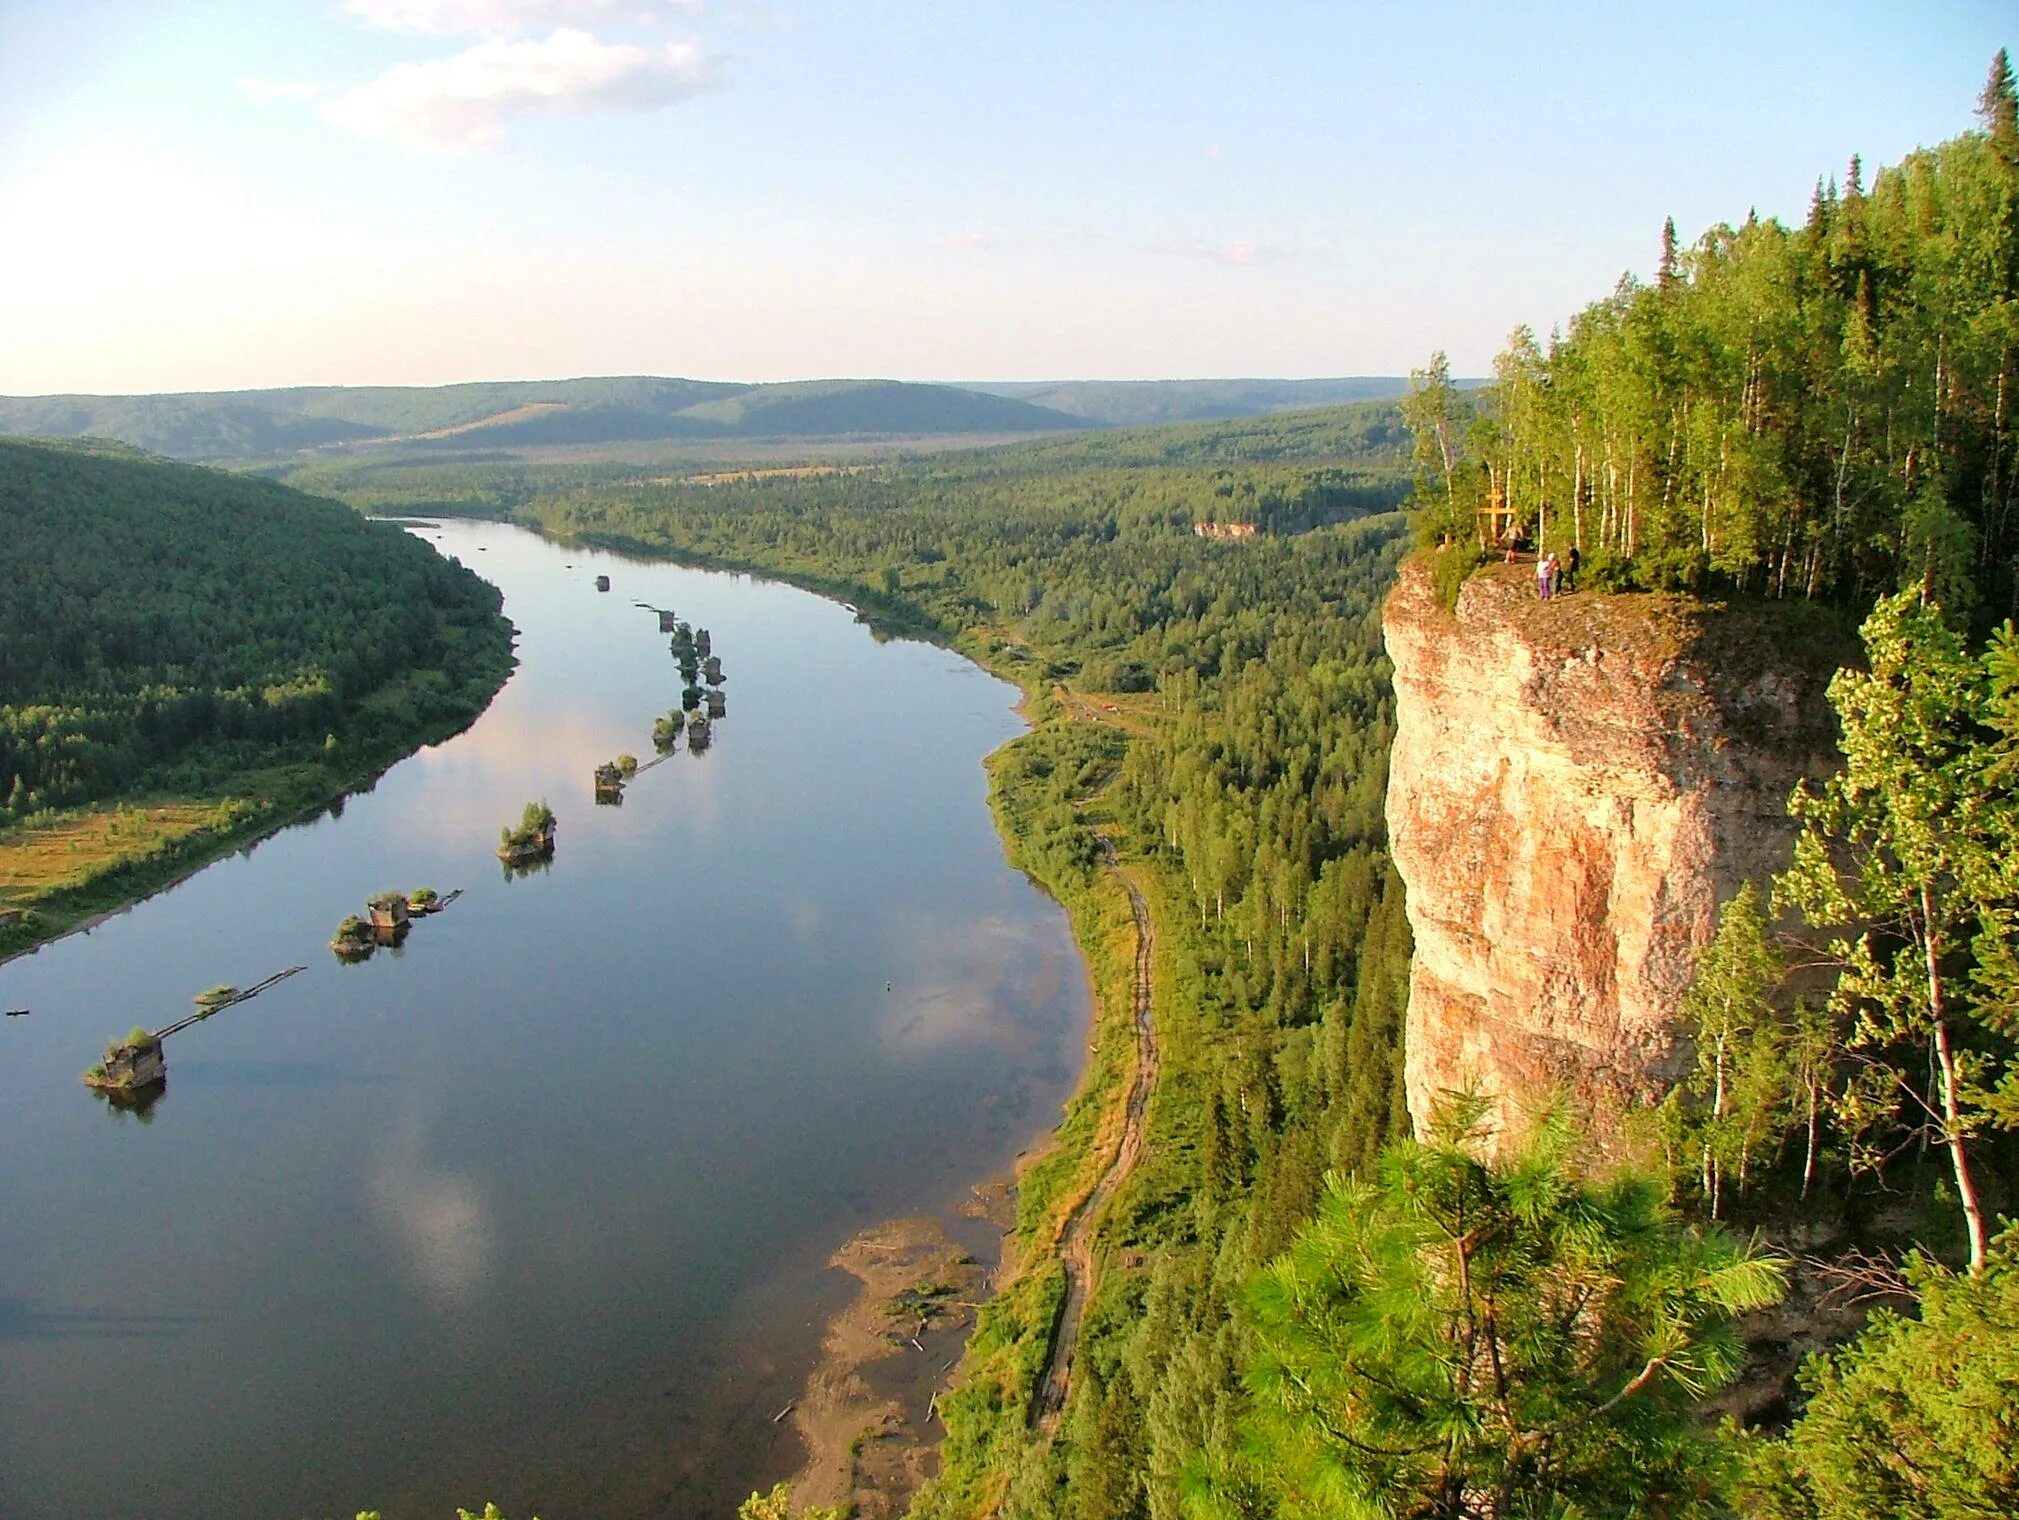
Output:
left=1382, top=558, right=1848, bottom=1144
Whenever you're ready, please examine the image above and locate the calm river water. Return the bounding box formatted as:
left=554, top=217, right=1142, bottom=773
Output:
left=0, top=520, right=1087, bottom=1520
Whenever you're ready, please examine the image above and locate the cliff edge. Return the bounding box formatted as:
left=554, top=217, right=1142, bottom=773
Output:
left=1382, top=557, right=1849, bottom=1143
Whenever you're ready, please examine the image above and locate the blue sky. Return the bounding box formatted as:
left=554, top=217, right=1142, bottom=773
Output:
left=0, top=1, right=2008, bottom=393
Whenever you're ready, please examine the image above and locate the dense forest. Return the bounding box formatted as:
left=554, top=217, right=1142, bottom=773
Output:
left=0, top=437, right=513, bottom=957
left=1411, top=55, right=2019, bottom=627
left=337, top=63, right=2019, bottom=1520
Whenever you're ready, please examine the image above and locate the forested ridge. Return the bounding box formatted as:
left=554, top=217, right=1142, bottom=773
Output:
left=1412, top=54, right=2019, bottom=626
left=0, top=436, right=513, bottom=957
left=0, top=376, right=1095, bottom=461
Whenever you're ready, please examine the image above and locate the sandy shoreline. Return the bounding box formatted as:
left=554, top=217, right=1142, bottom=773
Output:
left=784, top=1180, right=1017, bottom=1518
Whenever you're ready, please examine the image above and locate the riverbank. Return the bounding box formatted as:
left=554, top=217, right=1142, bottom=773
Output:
left=749, top=677, right=1156, bottom=1516
left=785, top=1211, right=998, bottom=1518
left=0, top=642, right=517, bottom=966
left=498, top=532, right=1163, bottom=1516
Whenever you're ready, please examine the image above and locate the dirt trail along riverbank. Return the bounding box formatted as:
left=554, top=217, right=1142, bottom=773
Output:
left=1029, top=837, right=1157, bottom=1433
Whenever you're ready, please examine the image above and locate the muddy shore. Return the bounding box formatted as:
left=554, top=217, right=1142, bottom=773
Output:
left=782, top=1181, right=1018, bottom=1518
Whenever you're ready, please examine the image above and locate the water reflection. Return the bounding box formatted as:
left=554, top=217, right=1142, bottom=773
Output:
left=0, top=520, right=1087, bottom=1520
left=371, top=1109, right=497, bottom=1312
left=89, top=1079, right=166, bottom=1123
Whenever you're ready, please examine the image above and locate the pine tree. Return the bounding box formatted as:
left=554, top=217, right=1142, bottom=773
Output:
left=1679, top=883, right=1786, bottom=1216
left=1658, top=215, right=1681, bottom=289
left=1980, top=47, right=2018, bottom=162
left=1197, top=1102, right=1787, bottom=1520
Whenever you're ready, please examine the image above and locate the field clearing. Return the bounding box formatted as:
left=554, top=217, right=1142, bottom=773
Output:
left=0, top=802, right=224, bottom=902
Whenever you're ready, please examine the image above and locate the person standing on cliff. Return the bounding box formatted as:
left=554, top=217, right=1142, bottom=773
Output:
left=1537, top=551, right=1555, bottom=601
left=1564, top=544, right=1582, bottom=593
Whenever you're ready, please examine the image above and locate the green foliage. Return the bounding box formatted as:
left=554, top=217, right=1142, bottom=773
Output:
left=1775, top=592, right=2019, bottom=1269
left=1669, top=883, right=1797, bottom=1216
left=1397, top=351, right=1477, bottom=542
left=501, top=800, right=556, bottom=850
left=1202, top=1103, right=1787, bottom=1520
left=1412, top=68, right=2019, bottom=615
left=1422, top=543, right=1484, bottom=612
left=736, top=1482, right=846, bottom=1520
left=1742, top=1232, right=2019, bottom=1520
left=0, top=436, right=512, bottom=900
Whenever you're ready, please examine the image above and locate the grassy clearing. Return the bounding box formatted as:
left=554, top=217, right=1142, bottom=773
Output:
left=0, top=654, right=512, bottom=963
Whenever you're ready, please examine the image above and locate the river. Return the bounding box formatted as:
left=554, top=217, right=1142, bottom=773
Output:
left=0, top=520, right=1088, bottom=1520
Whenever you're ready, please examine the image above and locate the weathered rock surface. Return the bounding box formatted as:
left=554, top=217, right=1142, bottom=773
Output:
left=1383, top=558, right=1849, bottom=1144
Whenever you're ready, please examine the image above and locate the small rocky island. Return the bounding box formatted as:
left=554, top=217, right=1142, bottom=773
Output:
left=83, top=1027, right=165, bottom=1094
left=331, top=888, right=455, bottom=960
left=594, top=754, right=638, bottom=803
left=499, top=801, right=557, bottom=860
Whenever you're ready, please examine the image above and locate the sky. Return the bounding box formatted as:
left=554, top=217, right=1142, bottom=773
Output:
left=0, top=1, right=2009, bottom=395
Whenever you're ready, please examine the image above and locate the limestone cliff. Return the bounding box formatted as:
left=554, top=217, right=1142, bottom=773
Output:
left=1382, top=558, right=1849, bottom=1143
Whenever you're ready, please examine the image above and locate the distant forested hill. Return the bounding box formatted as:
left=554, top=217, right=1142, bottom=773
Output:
left=0, top=436, right=514, bottom=956
left=0, top=375, right=1469, bottom=466
left=0, top=376, right=1093, bottom=463
left=969, top=376, right=1448, bottom=426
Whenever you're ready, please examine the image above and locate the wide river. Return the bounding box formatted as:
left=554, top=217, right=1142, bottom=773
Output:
left=0, top=520, right=1088, bottom=1520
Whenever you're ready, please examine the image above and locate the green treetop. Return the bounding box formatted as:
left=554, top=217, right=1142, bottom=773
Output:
left=1193, top=1100, right=1787, bottom=1520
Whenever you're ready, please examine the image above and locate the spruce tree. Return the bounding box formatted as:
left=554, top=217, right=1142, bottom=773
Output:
left=1980, top=47, right=2018, bottom=161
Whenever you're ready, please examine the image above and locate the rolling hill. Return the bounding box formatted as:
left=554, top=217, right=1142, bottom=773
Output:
left=967, top=376, right=1432, bottom=426
left=0, top=374, right=1487, bottom=464
left=0, top=377, right=1092, bottom=462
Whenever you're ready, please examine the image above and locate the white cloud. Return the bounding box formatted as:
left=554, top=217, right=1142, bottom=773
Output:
left=322, top=28, right=712, bottom=152
left=343, top=0, right=702, bottom=35
left=1170, top=239, right=1292, bottom=268
left=239, top=77, right=331, bottom=102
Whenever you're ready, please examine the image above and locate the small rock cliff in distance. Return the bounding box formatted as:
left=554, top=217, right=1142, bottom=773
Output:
left=1382, top=557, right=1851, bottom=1144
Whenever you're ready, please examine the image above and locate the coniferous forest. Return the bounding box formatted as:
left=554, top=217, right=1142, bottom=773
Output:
left=0, top=437, right=514, bottom=956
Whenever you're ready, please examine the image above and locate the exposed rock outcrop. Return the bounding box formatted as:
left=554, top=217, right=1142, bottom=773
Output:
left=1382, top=558, right=1850, bottom=1144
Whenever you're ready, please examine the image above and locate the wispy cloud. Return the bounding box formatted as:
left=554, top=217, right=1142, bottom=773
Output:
left=1173, top=239, right=1292, bottom=268
left=343, top=0, right=702, bottom=35
left=323, top=27, right=713, bottom=152
left=944, top=231, right=989, bottom=252
left=239, top=77, right=332, bottom=102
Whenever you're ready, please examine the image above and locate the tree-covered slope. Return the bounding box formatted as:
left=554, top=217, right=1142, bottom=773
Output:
left=0, top=376, right=1093, bottom=462
left=1415, top=55, right=2019, bottom=624
left=0, top=436, right=514, bottom=956
left=972, top=376, right=1442, bottom=426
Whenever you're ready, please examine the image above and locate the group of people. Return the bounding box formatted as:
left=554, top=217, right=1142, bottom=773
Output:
left=1535, top=545, right=1580, bottom=601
